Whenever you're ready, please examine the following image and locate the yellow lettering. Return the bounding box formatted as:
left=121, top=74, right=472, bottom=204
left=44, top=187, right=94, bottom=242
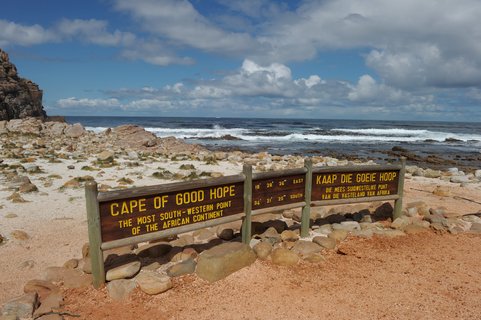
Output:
left=154, top=196, right=169, bottom=209
left=110, top=203, right=119, bottom=216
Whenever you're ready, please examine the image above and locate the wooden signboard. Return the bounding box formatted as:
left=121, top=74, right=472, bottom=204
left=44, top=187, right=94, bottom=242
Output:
left=252, top=174, right=305, bottom=210
left=312, top=169, right=400, bottom=202
left=86, top=158, right=405, bottom=288
left=98, top=182, right=244, bottom=243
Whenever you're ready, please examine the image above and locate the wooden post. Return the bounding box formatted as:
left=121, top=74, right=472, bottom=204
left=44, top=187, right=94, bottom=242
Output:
left=242, top=164, right=252, bottom=244
left=301, top=158, right=312, bottom=238
left=393, top=157, right=406, bottom=220
left=85, top=181, right=105, bottom=288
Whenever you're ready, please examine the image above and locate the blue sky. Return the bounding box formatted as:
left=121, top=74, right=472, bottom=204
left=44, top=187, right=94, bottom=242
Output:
left=1, top=0, right=481, bottom=121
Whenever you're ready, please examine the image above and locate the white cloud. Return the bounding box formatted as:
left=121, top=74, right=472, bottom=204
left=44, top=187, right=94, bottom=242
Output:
left=113, top=0, right=259, bottom=55
left=348, top=75, right=403, bottom=102
left=56, top=97, right=120, bottom=108
left=56, top=19, right=136, bottom=46
left=0, top=20, right=57, bottom=46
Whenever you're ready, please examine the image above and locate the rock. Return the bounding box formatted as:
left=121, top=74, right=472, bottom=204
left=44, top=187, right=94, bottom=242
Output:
left=271, top=248, right=299, bottom=266
left=106, top=261, right=141, bottom=281
left=64, top=123, right=85, bottom=138
left=328, top=229, right=348, bottom=242
left=193, top=228, right=216, bottom=241
left=19, top=182, right=38, bottom=193
left=63, top=258, right=79, bottom=269
left=333, top=221, right=361, bottom=232
left=43, top=267, right=92, bottom=288
left=258, top=227, right=281, bottom=245
left=97, top=150, right=115, bottom=162
left=316, top=224, right=333, bottom=235
left=134, top=271, right=172, bottom=295
left=136, top=243, right=172, bottom=258
left=470, top=223, right=481, bottom=233
left=424, top=169, right=442, bottom=178
left=475, top=170, right=481, bottom=178
left=166, top=258, right=196, bottom=277
left=446, top=218, right=472, bottom=234
left=253, top=241, right=273, bottom=260
left=7, top=192, right=27, bottom=203
left=280, top=230, right=299, bottom=242
left=391, top=216, right=411, bottom=230
left=11, top=230, right=29, bottom=240
left=312, top=236, right=337, bottom=249
left=462, top=215, right=481, bottom=224
left=1, top=293, right=38, bottom=319
left=33, top=291, right=63, bottom=318
left=0, top=49, right=46, bottom=121
left=216, top=227, right=235, bottom=241
left=23, top=280, right=58, bottom=300
left=432, top=186, right=450, bottom=197
left=196, top=242, right=256, bottom=283
left=170, top=248, right=198, bottom=262
left=450, top=175, right=470, bottom=183
left=106, top=279, right=137, bottom=300
left=291, top=240, right=322, bottom=258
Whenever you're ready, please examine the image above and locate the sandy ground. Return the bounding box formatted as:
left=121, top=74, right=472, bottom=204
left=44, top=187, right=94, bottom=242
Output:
left=1, top=155, right=481, bottom=318
left=63, top=232, right=481, bottom=320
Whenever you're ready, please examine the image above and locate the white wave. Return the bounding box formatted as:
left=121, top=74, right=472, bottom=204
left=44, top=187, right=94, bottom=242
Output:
left=86, top=126, right=110, bottom=133
left=333, top=128, right=429, bottom=136
left=332, top=128, right=481, bottom=142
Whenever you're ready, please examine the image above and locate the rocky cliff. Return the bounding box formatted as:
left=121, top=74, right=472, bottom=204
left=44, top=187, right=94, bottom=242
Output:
left=0, top=48, right=46, bottom=121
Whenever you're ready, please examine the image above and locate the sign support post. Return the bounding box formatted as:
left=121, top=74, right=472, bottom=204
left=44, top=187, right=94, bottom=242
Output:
left=242, top=164, right=253, bottom=244
left=300, top=158, right=312, bottom=238
left=85, top=181, right=105, bottom=288
left=393, top=157, right=406, bottom=220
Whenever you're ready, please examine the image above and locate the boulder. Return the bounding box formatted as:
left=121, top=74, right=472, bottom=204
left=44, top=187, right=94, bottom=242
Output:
left=106, top=279, right=137, bottom=300
left=1, top=293, right=38, bottom=319
left=271, top=248, right=299, bottom=266
left=64, top=123, right=85, bottom=138
left=253, top=241, right=273, bottom=260
left=134, top=271, right=172, bottom=295
left=166, top=258, right=196, bottom=277
left=312, top=236, right=336, bottom=249
left=196, top=242, right=256, bottom=283
left=106, top=261, right=141, bottom=281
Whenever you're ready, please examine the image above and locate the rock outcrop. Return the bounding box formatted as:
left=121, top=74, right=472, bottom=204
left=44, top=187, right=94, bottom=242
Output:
left=0, top=48, right=46, bottom=120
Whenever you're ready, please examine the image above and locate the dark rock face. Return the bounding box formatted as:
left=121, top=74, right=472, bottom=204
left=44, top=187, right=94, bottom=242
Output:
left=0, top=48, right=46, bottom=120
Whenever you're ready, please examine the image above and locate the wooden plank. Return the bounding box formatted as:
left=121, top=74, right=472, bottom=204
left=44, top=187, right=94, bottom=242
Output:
left=242, top=165, right=252, bottom=244
left=98, top=181, right=244, bottom=242
left=101, top=212, right=245, bottom=250
left=97, top=174, right=245, bottom=202
left=301, top=158, right=312, bottom=237
left=252, top=167, right=307, bottom=180
left=85, top=181, right=105, bottom=288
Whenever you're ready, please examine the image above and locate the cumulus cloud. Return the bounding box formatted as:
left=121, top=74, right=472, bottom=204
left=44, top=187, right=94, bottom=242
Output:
left=0, top=20, right=57, bottom=46
left=56, top=97, right=121, bottom=108
left=113, top=0, right=259, bottom=55
left=55, top=59, right=444, bottom=119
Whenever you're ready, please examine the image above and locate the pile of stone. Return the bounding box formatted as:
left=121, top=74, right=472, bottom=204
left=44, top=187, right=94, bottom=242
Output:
left=2, top=200, right=481, bottom=319
left=0, top=118, right=205, bottom=161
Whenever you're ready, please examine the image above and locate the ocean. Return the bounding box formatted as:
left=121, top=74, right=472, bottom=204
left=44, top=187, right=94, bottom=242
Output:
left=66, top=116, right=481, bottom=169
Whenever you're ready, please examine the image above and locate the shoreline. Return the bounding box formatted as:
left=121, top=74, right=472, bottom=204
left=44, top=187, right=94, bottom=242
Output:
left=1, top=118, right=481, bottom=318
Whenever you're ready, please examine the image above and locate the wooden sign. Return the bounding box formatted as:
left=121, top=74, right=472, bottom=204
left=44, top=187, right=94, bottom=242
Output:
left=252, top=174, right=305, bottom=210
left=98, top=182, right=244, bottom=242
left=311, top=169, right=400, bottom=202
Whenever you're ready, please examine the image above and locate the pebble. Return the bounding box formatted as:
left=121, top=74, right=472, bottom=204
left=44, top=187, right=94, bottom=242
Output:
left=11, top=230, right=29, bottom=240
